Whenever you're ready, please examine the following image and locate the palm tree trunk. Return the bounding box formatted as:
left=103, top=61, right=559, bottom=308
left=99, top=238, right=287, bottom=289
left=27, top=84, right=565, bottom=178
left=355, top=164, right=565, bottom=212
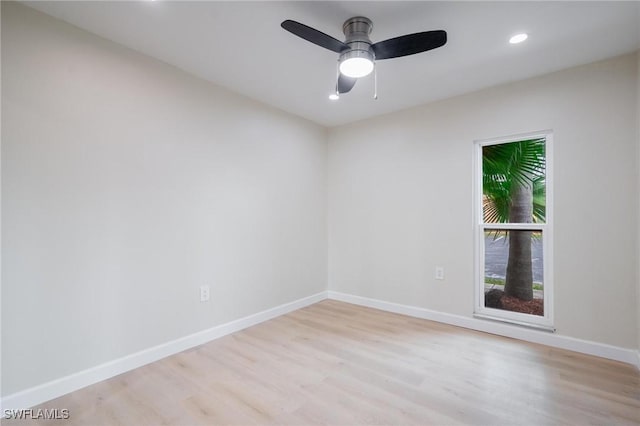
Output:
left=504, top=183, right=534, bottom=301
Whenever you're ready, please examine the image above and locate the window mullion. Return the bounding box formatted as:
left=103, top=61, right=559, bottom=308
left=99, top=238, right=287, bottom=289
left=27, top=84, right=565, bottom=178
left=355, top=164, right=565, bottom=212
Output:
left=480, top=223, right=545, bottom=231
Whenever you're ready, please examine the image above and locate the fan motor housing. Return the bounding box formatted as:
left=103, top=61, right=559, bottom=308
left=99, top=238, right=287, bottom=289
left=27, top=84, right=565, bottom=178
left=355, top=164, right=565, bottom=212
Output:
left=341, top=16, right=375, bottom=63
left=342, top=16, right=372, bottom=41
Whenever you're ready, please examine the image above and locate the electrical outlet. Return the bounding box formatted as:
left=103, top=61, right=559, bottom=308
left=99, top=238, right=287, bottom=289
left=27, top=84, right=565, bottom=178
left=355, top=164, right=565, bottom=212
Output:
left=200, top=285, right=210, bottom=302
left=435, top=267, right=445, bottom=280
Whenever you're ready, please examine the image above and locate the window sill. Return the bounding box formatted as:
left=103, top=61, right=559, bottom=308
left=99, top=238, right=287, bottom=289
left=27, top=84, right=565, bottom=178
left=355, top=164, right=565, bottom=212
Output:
left=473, top=313, right=556, bottom=332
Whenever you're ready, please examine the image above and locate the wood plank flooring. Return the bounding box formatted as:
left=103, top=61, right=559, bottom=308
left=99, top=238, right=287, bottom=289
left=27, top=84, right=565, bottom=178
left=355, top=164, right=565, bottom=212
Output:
left=7, top=300, right=640, bottom=425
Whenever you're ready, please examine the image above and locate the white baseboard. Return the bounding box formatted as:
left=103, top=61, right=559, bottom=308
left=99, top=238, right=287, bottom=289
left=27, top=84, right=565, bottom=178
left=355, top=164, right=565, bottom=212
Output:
left=328, top=291, right=640, bottom=370
left=1, top=291, right=328, bottom=411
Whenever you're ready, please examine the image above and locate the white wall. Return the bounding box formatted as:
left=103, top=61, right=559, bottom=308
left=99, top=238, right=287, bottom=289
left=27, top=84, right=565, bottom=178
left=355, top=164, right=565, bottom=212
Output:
left=1, top=2, right=327, bottom=396
left=328, top=53, right=639, bottom=349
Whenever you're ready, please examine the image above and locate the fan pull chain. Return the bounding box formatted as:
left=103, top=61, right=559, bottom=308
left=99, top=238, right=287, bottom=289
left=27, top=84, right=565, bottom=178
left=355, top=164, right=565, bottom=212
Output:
left=373, top=63, right=378, bottom=100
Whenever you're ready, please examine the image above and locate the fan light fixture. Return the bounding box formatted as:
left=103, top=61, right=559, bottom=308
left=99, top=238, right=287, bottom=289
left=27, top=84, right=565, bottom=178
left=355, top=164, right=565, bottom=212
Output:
left=339, top=54, right=374, bottom=78
left=339, top=57, right=374, bottom=78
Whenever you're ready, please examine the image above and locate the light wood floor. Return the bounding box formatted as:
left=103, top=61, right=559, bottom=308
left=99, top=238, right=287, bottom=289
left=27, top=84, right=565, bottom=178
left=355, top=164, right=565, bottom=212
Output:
left=9, top=300, right=640, bottom=425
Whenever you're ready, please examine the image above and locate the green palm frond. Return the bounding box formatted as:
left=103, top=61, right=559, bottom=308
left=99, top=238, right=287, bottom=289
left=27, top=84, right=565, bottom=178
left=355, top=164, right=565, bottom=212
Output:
left=482, top=138, right=546, bottom=223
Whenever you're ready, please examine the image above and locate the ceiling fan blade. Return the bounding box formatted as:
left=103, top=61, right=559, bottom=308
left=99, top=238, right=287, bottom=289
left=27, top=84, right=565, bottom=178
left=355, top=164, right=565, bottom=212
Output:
left=372, top=30, right=447, bottom=60
left=281, top=20, right=349, bottom=54
left=337, top=74, right=357, bottom=94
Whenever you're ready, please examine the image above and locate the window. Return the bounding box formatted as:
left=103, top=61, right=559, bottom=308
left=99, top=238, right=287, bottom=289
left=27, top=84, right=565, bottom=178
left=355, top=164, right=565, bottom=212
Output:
left=474, top=132, right=553, bottom=329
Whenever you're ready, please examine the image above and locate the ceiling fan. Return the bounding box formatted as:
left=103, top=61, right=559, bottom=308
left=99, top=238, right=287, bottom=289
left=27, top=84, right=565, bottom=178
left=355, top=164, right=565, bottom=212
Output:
left=281, top=16, right=447, bottom=96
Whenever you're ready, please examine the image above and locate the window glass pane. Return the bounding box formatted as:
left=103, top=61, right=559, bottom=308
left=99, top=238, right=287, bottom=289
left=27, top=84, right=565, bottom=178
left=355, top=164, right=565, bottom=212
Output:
left=482, top=139, right=546, bottom=224
left=483, top=230, right=544, bottom=317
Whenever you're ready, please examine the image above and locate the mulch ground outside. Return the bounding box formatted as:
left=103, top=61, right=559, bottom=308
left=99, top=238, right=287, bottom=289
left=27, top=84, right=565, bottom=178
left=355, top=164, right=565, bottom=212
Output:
left=500, top=295, right=544, bottom=316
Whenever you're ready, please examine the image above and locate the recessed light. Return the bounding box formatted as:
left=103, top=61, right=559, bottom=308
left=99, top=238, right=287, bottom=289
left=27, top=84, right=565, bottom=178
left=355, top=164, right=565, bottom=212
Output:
left=509, top=33, right=528, bottom=44
left=329, top=94, right=339, bottom=100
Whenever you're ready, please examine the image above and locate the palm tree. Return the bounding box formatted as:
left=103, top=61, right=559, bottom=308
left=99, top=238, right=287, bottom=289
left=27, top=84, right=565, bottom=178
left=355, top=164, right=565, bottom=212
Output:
left=483, top=139, right=545, bottom=301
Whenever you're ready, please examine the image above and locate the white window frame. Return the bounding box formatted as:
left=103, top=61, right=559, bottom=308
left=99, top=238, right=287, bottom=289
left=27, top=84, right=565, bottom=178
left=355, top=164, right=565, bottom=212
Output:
left=473, top=131, right=554, bottom=330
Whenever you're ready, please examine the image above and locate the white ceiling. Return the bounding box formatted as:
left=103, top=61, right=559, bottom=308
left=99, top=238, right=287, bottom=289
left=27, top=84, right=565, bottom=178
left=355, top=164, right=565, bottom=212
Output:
left=23, top=1, right=640, bottom=127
